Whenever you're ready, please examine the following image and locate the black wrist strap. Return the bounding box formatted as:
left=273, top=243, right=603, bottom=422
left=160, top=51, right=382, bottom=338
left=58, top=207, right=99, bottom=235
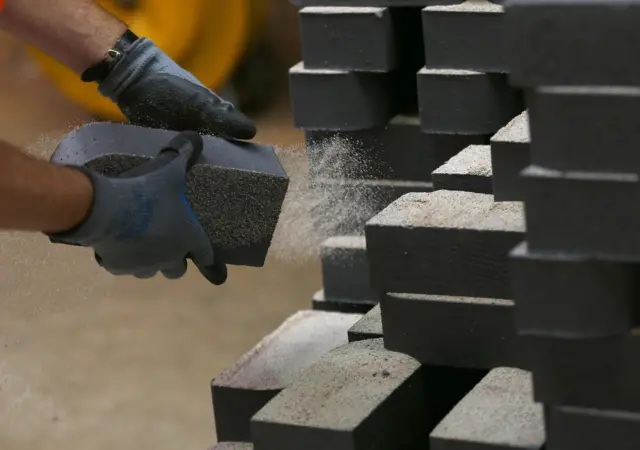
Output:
left=81, top=29, right=139, bottom=83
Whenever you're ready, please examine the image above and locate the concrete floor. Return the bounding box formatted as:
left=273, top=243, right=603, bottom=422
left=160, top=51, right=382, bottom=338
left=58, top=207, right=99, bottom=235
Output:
left=0, top=35, right=319, bottom=450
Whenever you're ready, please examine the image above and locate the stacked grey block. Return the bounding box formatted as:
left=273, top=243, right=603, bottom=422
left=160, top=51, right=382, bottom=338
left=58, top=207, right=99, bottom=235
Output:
left=506, top=1, right=640, bottom=448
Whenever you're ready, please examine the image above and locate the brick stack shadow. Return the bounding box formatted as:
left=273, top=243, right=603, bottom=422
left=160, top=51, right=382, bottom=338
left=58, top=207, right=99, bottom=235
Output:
left=205, top=0, right=638, bottom=449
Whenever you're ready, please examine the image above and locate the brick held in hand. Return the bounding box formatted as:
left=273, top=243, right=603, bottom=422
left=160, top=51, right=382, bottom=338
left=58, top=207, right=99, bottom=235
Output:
left=430, top=368, right=545, bottom=450
left=312, top=289, right=377, bottom=315
left=522, top=165, right=640, bottom=257
left=365, top=190, right=525, bottom=299
left=423, top=1, right=507, bottom=73
left=306, top=115, right=487, bottom=183
left=251, top=338, right=485, bottom=450
left=417, top=68, right=524, bottom=135
left=510, top=242, right=640, bottom=338
left=211, top=310, right=361, bottom=442
left=524, top=331, right=640, bottom=413
left=528, top=86, right=640, bottom=174
left=382, top=293, right=522, bottom=369
left=506, top=0, right=640, bottom=87
left=490, top=110, right=530, bottom=201
left=348, top=304, right=383, bottom=342
left=52, top=122, right=288, bottom=268
left=321, top=236, right=373, bottom=303
left=432, top=145, right=494, bottom=194
left=546, top=405, right=640, bottom=450
left=299, top=6, right=397, bottom=72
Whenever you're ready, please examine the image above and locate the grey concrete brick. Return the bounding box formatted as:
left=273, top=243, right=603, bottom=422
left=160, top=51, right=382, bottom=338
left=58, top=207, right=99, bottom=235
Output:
left=423, top=1, right=507, bottom=73
left=251, top=338, right=485, bottom=450
left=289, top=62, right=397, bottom=130
left=210, top=444, right=252, bottom=450
left=365, top=191, right=525, bottom=298
left=547, top=406, right=640, bottom=450
left=528, top=86, right=640, bottom=174
left=321, top=236, right=373, bottom=302
left=212, top=310, right=361, bottom=442
left=306, top=115, right=488, bottom=182
left=490, top=110, right=529, bottom=201
left=430, top=368, right=545, bottom=450
left=382, top=293, right=522, bottom=369
left=524, top=331, right=640, bottom=413
left=299, top=7, right=397, bottom=72
left=311, top=178, right=434, bottom=237
left=292, top=0, right=467, bottom=6
left=347, top=304, right=383, bottom=342
left=506, top=0, right=640, bottom=87
left=510, top=242, right=640, bottom=338
left=432, top=145, right=494, bottom=194
left=313, top=289, right=377, bottom=314
left=523, top=165, right=640, bottom=256
left=418, top=68, right=523, bottom=135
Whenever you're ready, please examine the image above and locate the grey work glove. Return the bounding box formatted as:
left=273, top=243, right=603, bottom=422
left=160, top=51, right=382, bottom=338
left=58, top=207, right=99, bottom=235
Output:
left=48, top=131, right=227, bottom=285
left=98, top=38, right=256, bottom=140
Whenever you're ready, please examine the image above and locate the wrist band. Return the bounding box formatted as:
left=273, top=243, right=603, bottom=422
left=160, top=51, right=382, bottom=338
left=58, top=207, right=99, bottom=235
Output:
left=81, top=29, right=139, bottom=83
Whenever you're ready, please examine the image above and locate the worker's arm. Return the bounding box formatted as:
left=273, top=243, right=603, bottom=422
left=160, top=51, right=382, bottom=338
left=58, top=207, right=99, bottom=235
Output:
left=0, top=0, right=256, bottom=139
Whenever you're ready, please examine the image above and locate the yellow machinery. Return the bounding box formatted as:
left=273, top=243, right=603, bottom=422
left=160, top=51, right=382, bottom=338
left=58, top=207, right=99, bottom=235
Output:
left=29, top=0, right=270, bottom=120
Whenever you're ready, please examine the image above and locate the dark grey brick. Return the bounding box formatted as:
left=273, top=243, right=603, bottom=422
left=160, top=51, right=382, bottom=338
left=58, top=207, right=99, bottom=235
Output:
left=306, top=115, right=488, bottom=182
left=251, top=338, right=485, bottom=450
left=212, top=311, right=361, bottom=442
left=321, top=236, right=372, bottom=302
left=423, top=1, right=507, bottom=73
left=528, top=86, right=640, bottom=174
left=432, top=145, right=494, bottom=194
left=311, top=178, right=434, bottom=237
left=547, top=406, right=640, bottom=450
left=348, top=304, right=383, bottom=342
left=418, top=68, right=524, bottom=135
left=430, top=368, right=545, bottom=450
left=525, top=331, right=640, bottom=413
left=506, top=0, right=640, bottom=87
left=523, top=165, right=640, bottom=256
left=312, top=289, right=377, bottom=314
left=382, top=293, right=522, bottom=369
left=365, top=191, right=525, bottom=298
left=299, top=7, right=397, bottom=72
left=510, top=242, right=640, bottom=338
left=490, top=110, right=530, bottom=201
left=292, top=0, right=467, bottom=6
left=289, top=62, right=397, bottom=130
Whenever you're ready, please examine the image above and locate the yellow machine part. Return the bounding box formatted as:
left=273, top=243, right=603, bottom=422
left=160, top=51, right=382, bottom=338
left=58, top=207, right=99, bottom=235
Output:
left=28, top=0, right=269, bottom=120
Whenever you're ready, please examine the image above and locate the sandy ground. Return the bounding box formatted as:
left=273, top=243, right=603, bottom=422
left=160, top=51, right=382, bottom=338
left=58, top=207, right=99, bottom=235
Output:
left=0, top=34, right=319, bottom=450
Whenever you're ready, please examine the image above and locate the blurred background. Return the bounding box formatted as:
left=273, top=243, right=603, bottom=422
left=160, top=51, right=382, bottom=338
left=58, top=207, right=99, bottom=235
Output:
left=0, top=2, right=319, bottom=450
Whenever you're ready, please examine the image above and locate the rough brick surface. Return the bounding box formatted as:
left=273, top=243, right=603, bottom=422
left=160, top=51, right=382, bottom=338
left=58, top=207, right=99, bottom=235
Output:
left=432, top=145, right=494, bottom=194
left=423, top=1, right=507, bottom=73
left=292, top=0, right=468, bottom=6
left=510, top=242, right=640, bottom=338
left=522, top=165, right=640, bottom=256
left=366, top=191, right=525, bottom=298
left=430, top=368, right=545, bottom=450
left=382, top=293, right=522, bottom=369
left=418, top=68, right=524, bottom=135
left=321, top=236, right=372, bottom=302
left=289, top=62, right=397, bottom=130
left=348, top=304, right=383, bottom=342
left=210, top=444, right=253, bottom=450
left=506, top=0, right=640, bottom=86
left=525, top=331, right=640, bottom=413
left=306, top=115, right=487, bottom=182
left=212, top=311, right=361, bottom=442
left=313, top=289, right=377, bottom=314
left=490, top=110, right=529, bottom=201
left=547, top=406, right=640, bottom=450
left=528, top=86, right=640, bottom=174
left=252, top=338, right=485, bottom=450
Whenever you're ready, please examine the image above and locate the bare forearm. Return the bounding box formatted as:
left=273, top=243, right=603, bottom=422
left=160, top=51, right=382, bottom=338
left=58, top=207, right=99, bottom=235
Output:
left=0, top=0, right=127, bottom=73
left=0, top=141, right=93, bottom=233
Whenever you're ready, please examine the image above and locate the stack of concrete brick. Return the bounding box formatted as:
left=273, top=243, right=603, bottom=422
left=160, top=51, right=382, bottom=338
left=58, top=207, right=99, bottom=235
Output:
left=505, top=0, right=640, bottom=448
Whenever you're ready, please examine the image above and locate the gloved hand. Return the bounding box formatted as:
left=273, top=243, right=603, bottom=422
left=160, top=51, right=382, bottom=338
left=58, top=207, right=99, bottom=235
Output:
left=48, top=131, right=227, bottom=285
left=97, top=37, right=256, bottom=140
